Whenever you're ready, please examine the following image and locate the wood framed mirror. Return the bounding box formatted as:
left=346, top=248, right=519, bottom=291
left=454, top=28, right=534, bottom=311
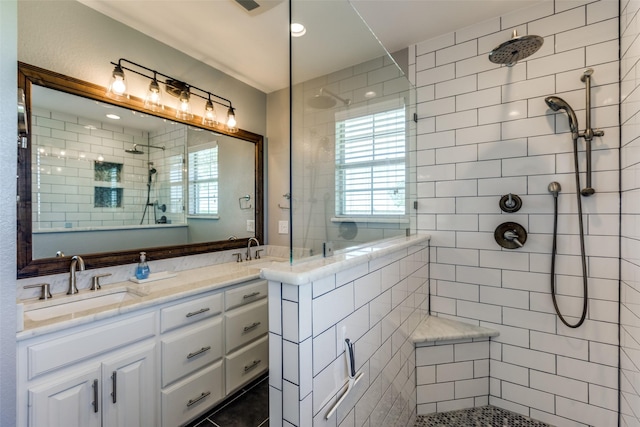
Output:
left=17, top=62, right=264, bottom=279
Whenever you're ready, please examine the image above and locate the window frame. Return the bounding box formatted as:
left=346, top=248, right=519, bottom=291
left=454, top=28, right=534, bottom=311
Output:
left=334, top=99, right=408, bottom=219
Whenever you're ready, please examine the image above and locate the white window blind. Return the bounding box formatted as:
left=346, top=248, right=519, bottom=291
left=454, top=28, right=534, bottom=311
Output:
left=168, top=153, right=184, bottom=214
left=188, top=142, right=218, bottom=215
left=335, top=103, right=406, bottom=216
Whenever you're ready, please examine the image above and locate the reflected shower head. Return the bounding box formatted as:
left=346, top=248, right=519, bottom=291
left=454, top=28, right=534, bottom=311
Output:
left=545, top=96, right=579, bottom=135
left=307, top=88, right=351, bottom=109
left=125, top=144, right=144, bottom=154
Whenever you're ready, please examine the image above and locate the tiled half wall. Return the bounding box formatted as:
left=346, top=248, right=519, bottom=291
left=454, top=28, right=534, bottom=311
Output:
left=267, top=241, right=429, bottom=426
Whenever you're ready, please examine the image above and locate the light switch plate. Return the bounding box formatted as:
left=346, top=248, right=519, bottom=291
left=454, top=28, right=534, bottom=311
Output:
left=278, top=220, right=288, bottom=234
left=246, top=220, right=255, bottom=232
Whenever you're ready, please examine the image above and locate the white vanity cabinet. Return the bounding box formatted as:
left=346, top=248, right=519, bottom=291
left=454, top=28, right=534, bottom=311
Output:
left=17, top=277, right=270, bottom=427
left=223, top=280, right=269, bottom=394
left=19, top=312, right=157, bottom=427
left=159, top=293, right=224, bottom=427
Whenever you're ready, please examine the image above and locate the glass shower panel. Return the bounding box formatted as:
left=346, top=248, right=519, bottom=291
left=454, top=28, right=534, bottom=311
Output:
left=290, top=0, right=417, bottom=261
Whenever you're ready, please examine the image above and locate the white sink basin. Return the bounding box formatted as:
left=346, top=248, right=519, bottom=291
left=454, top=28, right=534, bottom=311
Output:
left=24, top=291, right=140, bottom=322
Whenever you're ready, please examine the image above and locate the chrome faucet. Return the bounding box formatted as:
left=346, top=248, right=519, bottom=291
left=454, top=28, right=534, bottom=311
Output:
left=246, top=237, right=260, bottom=261
left=68, top=255, right=85, bottom=295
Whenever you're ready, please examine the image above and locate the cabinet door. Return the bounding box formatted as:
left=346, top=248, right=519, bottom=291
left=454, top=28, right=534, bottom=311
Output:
left=102, top=343, right=157, bottom=427
left=28, top=366, right=102, bottom=427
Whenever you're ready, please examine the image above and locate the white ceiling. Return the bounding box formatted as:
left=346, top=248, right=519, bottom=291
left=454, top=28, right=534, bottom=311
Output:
left=79, top=0, right=545, bottom=94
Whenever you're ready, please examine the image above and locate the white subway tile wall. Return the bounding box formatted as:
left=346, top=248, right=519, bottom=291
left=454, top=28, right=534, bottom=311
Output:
left=412, top=0, right=623, bottom=426
left=621, top=0, right=640, bottom=426
left=415, top=338, right=491, bottom=414
left=268, top=243, right=429, bottom=427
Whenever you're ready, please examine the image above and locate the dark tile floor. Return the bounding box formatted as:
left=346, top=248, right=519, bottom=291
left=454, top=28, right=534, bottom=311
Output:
left=185, top=376, right=551, bottom=427
left=185, top=374, right=269, bottom=427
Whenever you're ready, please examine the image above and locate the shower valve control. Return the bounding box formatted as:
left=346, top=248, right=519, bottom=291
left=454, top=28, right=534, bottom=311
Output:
left=494, top=222, right=527, bottom=249
left=499, top=193, right=522, bottom=213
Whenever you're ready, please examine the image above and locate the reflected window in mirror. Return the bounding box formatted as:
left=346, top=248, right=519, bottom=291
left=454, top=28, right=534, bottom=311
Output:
left=188, top=141, right=219, bottom=217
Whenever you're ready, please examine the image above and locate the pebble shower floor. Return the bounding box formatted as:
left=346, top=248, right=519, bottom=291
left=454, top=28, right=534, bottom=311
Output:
left=414, top=406, right=552, bottom=427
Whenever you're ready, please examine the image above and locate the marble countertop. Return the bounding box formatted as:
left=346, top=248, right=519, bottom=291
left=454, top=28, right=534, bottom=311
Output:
left=260, top=234, right=431, bottom=286
left=411, top=315, right=500, bottom=344
left=17, top=257, right=281, bottom=340
left=17, top=234, right=431, bottom=340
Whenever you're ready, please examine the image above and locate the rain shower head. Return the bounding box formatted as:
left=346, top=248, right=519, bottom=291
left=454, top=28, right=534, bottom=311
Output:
left=125, top=144, right=145, bottom=154
left=489, top=30, right=544, bottom=67
left=307, top=88, right=351, bottom=109
left=545, top=96, right=578, bottom=134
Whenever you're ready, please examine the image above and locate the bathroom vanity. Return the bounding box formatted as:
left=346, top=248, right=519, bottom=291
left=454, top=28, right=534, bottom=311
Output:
left=16, top=261, right=271, bottom=427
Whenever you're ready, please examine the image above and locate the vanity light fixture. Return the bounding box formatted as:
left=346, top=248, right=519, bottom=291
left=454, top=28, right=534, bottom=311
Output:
left=176, top=88, right=194, bottom=120
left=107, top=63, right=127, bottom=98
left=106, top=58, right=238, bottom=129
left=144, top=72, right=163, bottom=112
left=226, top=106, right=237, bottom=133
left=203, top=95, right=217, bottom=126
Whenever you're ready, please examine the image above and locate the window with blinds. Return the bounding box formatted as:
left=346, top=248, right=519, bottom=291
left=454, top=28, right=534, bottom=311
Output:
left=167, top=154, right=184, bottom=214
left=335, top=104, right=406, bottom=216
left=188, top=142, right=219, bottom=216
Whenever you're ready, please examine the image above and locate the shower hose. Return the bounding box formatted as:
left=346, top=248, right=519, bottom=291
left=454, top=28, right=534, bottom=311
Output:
left=550, top=137, right=588, bottom=328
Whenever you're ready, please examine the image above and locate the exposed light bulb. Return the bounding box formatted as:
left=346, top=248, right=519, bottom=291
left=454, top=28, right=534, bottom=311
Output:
left=226, top=107, right=237, bottom=132
left=202, top=99, right=217, bottom=126
left=176, top=89, right=193, bottom=120
left=144, top=77, right=163, bottom=112
left=107, top=64, right=127, bottom=98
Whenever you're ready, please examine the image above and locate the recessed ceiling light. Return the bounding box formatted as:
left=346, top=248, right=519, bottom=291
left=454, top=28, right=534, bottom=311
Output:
left=83, top=125, right=97, bottom=130
left=364, top=91, right=377, bottom=98
left=106, top=114, right=120, bottom=120
left=291, top=23, right=306, bottom=37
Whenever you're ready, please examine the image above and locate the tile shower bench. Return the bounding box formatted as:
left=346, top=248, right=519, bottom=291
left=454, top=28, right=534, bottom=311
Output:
left=412, top=316, right=499, bottom=415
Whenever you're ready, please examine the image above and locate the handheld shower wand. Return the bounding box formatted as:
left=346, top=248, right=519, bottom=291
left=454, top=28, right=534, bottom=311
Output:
left=545, top=96, right=579, bottom=139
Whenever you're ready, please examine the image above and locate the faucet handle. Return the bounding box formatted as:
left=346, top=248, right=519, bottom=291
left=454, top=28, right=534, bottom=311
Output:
left=232, top=253, right=243, bottom=263
left=24, top=283, right=52, bottom=300
left=255, top=249, right=263, bottom=259
left=91, top=273, right=112, bottom=291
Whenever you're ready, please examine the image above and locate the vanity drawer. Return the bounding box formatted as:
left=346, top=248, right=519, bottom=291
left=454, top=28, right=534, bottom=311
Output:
left=225, top=298, right=268, bottom=353
left=161, top=361, right=223, bottom=427
left=225, top=279, right=267, bottom=310
left=225, top=335, right=268, bottom=394
left=27, top=312, right=156, bottom=380
left=161, top=317, right=223, bottom=387
left=160, top=292, right=222, bottom=333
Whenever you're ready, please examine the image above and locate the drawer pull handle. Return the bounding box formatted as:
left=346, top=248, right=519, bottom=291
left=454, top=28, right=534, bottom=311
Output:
left=111, top=371, right=117, bottom=404
left=243, top=321, right=261, bottom=332
left=187, top=346, right=212, bottom=359
left=244, top=359, right=261, bottom=372
left=92, top=379, right=99, bottom=413
left=186, top=391, right=211, bottom=407
left=243, top=291, right=261, bottom=299
left=186, top=307, right=210, bottom=318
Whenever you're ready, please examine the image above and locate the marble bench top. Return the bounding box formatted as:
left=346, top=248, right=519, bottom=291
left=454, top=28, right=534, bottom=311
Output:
left=412, top=315, right=500, bottom=344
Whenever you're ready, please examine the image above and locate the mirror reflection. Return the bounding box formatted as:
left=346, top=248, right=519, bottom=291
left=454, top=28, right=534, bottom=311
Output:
left=30, top=86, right=256, bottom=259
